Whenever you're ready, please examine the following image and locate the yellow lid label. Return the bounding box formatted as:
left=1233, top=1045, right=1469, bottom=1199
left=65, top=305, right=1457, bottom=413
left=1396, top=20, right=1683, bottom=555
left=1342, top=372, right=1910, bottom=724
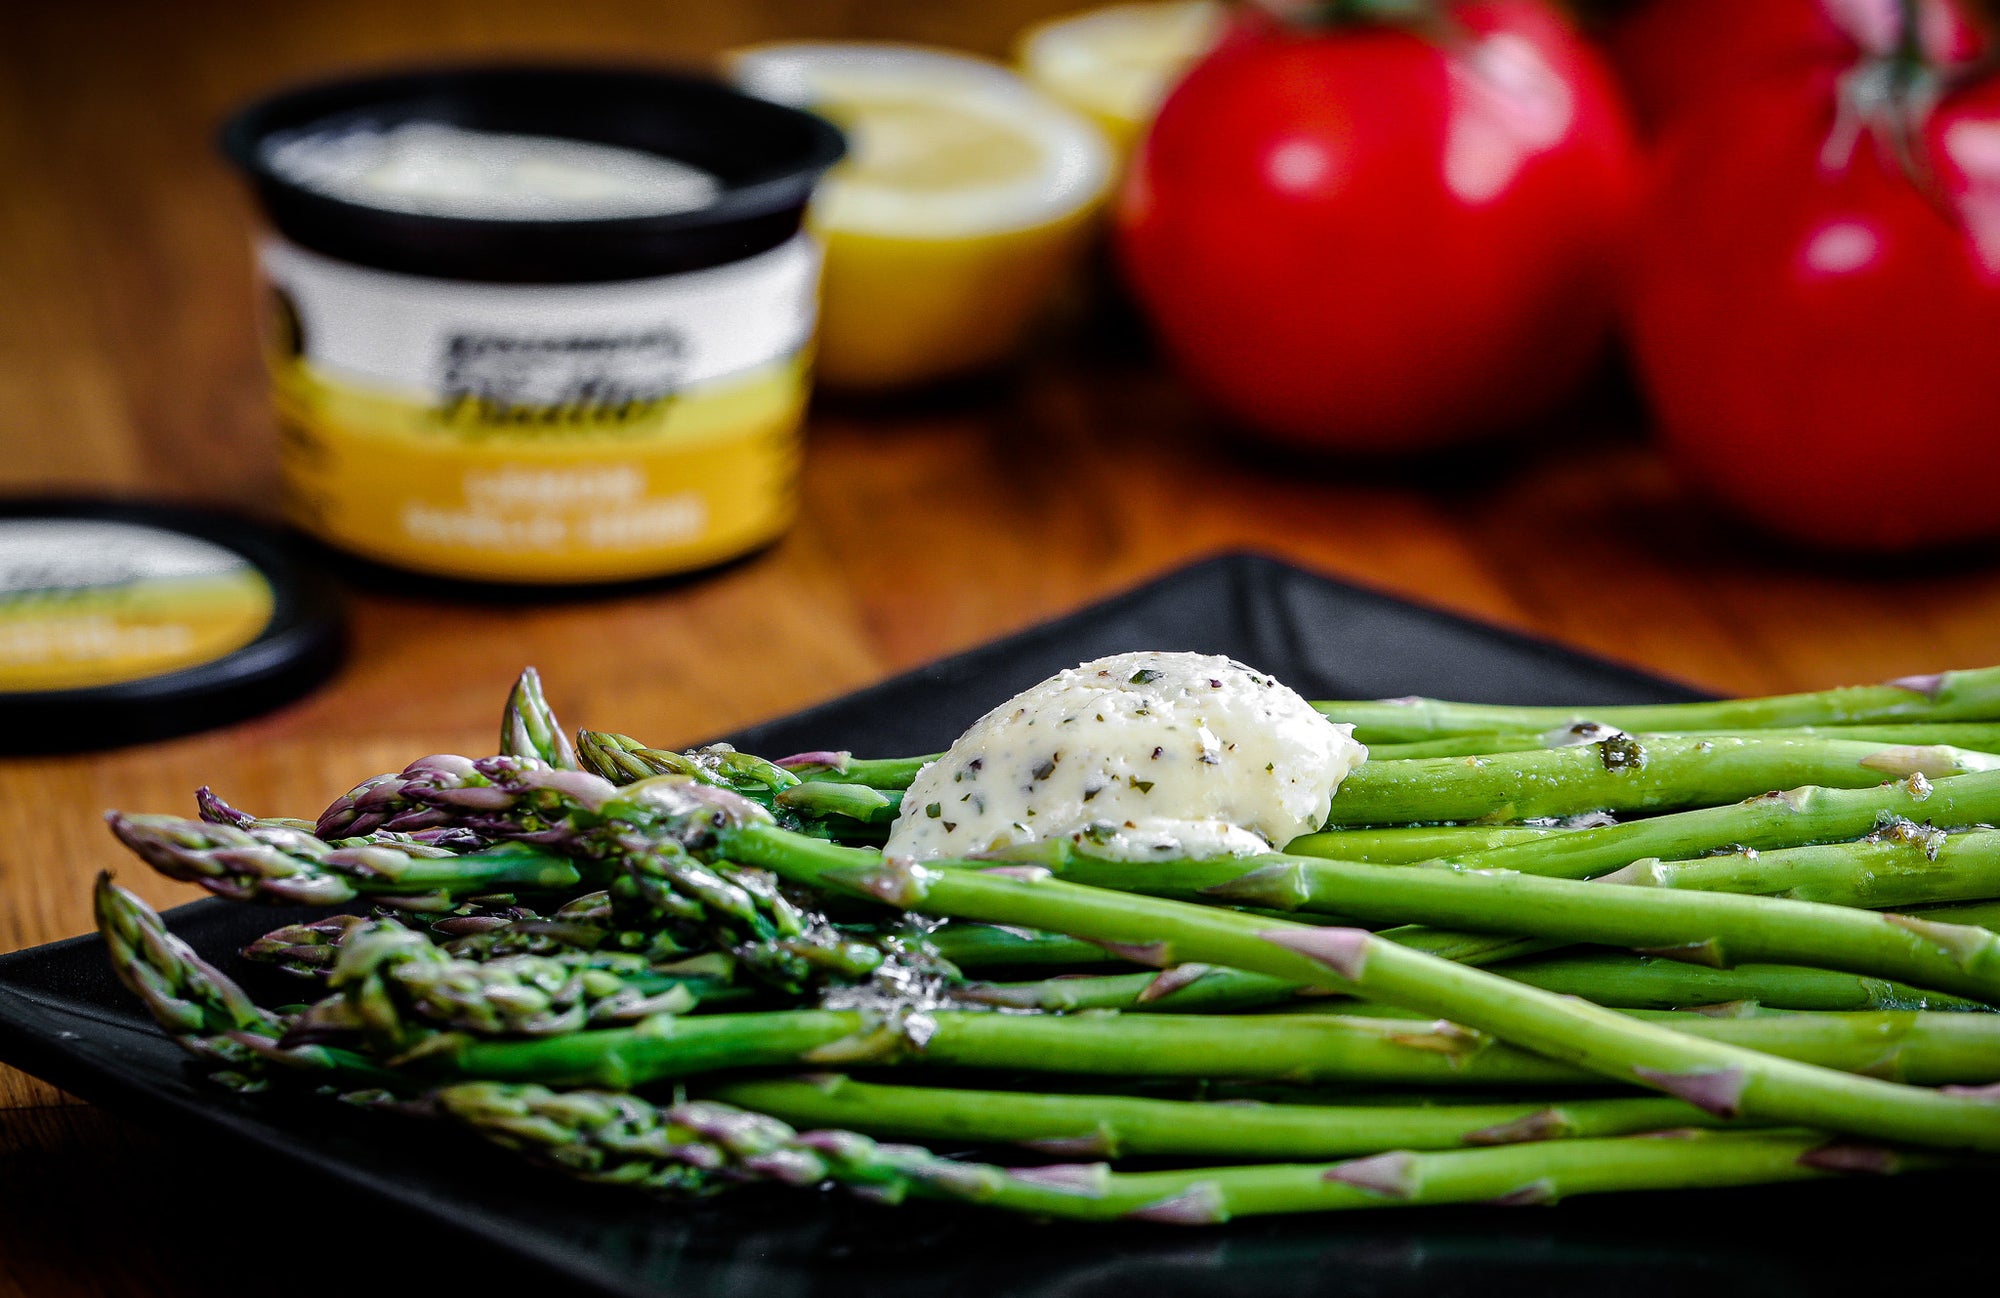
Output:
left=0, top=522, right=275, bottom=692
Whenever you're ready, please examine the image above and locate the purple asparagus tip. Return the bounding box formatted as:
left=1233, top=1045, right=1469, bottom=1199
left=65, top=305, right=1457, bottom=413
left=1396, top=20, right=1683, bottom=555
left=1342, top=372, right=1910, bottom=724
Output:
left=1086, top=938, right=1175, bottom=968
left=1137, top=963, right=1214, bottom=1003
left=1010, top=1162, right=1112, bottom=1196
left=1463, top=1108, right=1572, bottom=1146
left=1123, top=1181, right=1229, bottom=1225
left=1259, top=926, right=1373, bottom=981
left=777, top=750, right=851, bottom=772
left=1488, top=1177, right=1558, bottom=1206
left=1799, top=1142, right=1905, bottom=1175
left=1323, top=1151, right=1418, bottom=1198
left=1632, top=1065, right=1748, bottom=1117
left=194, top=787, right=258, bottom=828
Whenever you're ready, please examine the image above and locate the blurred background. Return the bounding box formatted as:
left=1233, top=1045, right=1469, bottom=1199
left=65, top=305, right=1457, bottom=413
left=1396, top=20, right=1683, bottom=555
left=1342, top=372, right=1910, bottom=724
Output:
left=7, top=1, right=2000, bottom=1291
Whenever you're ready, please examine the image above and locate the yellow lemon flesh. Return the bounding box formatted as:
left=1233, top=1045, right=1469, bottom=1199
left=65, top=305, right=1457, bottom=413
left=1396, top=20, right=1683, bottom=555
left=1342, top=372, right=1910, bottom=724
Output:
left=1017, top=1, right=1224, bottom=156
left=731, top=43, right=1111, bottom=391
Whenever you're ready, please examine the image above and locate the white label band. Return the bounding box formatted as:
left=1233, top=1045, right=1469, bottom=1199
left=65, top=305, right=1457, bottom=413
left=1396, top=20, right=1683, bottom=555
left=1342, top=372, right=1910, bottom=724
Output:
left=259, top=234, right=822, bottom=402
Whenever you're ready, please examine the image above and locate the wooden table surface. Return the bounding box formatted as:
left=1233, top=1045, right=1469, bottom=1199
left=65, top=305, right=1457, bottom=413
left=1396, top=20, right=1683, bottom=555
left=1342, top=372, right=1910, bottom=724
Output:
left=8, top=0, right=2000, bottom=1292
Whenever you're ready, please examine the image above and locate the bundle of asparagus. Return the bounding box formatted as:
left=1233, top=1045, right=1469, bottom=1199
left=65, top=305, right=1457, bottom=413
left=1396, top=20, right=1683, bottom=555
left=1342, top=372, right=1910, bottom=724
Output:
left=94, top=662, right=2000, bottom=1224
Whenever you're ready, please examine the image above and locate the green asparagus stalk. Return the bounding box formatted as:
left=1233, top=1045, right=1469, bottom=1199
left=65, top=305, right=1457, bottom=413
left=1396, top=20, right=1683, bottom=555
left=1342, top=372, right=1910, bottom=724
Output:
left=499, top=667, right=578, bottom=770
left=1310, top=667, right=2000, bottom=744
left=419, top=1002, right=2000, bottom=1090
left=1032, top=847, right=2000, bottom=1005
left=707, top=1074, right=1742, bottom=1158
left=1323, top=735, right=2000, bottom=826
left=774, top=751, right=937, bottom=789
left=1366, top=723, right=2000, bottom=762
left=1299, top=824, right=1566, bottom=862
left=691, top=808, right=2000, bottom=1152
left=1306, top=768, right=2000, bottom=881
left=928, top=923, right=1120, bottom=970
left=439, top=1082, right=1924, bottom=1222
left=762, top=672, right=2000, bottom=784
left=956, top=965, right=1305, bottom=1013
left=960, top=954, right=1985, bottom=1015
left=1491, top=952, right=1984, bottom=1013
left=1593, top=825, right=2000, bottom=909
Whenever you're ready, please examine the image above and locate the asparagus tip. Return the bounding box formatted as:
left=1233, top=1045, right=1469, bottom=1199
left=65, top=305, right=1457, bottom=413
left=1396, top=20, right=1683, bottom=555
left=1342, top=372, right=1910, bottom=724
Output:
left=194, top=786, right=256, bottom=828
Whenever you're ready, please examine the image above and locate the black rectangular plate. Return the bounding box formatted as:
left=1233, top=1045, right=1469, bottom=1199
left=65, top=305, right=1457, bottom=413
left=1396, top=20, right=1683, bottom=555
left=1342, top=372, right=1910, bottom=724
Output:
left=0, top=552, right=1981, bottom=1297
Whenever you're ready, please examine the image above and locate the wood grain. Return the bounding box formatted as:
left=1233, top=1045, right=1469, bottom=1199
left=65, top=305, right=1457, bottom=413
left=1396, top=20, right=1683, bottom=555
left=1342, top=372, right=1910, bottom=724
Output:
left=8, top=0, right=2000, bottom=1291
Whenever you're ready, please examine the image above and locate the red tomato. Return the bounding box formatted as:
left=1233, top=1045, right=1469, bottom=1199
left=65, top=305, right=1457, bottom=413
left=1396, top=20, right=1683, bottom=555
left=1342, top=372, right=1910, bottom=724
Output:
left=1116, top=0, right=1638, bottom=452
left=1629, top=47, right=2000, bottom=551
left=1607, top=0, right=1984, bottom=135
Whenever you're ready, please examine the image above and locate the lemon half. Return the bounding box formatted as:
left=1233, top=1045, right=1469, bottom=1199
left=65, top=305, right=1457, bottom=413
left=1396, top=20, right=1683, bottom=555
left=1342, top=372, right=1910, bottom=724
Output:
left=731, top=43, right=1112, bottom=390
left=1017, top=1, right=1224, bottom=155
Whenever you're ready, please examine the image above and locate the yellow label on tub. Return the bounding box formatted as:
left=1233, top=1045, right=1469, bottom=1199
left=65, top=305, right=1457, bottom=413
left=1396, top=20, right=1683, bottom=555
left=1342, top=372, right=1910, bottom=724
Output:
left=273, top=355, right=805, bottom=584
left=258, top=233, right=821, bottom=584
left=0, top=522, right=274, bottom=692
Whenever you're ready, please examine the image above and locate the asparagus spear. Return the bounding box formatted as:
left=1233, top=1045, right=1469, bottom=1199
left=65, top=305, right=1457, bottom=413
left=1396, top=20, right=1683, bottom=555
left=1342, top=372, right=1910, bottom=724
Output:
left=108, top=813, right=583, bottom=909
left=1366, top=723, right=2000, bottom=762
left=1593, top=826, right=2000, bottom=909
left=1033, top=848, right=2000, bottom=1005
left=1299, top=824, right=1566, bottom=862
left=1323, top=735, right=2000, bottom=826
left=94, top=873, right=398, bottom=1082
left=775, top=752, right=936, bottom=789
left=1491, top=952, right=1984, bottom=1013
left=499, top=667, right=578, bottom=770
left=104, top=874, right=2000, bottom=1094
left=285, top=920, right=720, bottom=1051
left=694, top=810, right=2000, bottom=1152
left=708, top=1074, right=1741, bottom=1159
left=1304, top=769, right=2000, bottom=881
left=578, top=731, right=800, bottom=801
left=928, top=924, right=1118, bottom=970
left=1310, top=667, right=2000, bottom=744
left=420, top=1002, right=2000, bottom=1089
left=439, top=1082, right=1922, bottom=1222
left=960, top=955, right=1984, bottom=1015
left=113, top=800, right=890, bottom=994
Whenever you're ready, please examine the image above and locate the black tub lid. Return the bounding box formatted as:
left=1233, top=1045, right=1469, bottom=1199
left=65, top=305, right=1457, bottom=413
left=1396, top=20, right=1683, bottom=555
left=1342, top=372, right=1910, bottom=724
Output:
left=219, top=64, right=848, bottom=283
left=0, top=501, right=345, bottom=753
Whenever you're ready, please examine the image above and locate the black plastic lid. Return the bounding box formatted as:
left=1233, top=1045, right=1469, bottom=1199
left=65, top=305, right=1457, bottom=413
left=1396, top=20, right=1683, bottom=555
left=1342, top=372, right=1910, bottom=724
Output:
left=0, top=501, right=345, bottom=754
left=218, top=64, right=847, bottom=284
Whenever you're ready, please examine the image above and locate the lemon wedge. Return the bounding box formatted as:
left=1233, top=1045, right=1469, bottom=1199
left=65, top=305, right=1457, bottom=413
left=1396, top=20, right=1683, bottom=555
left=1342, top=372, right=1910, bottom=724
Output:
left=1017, top=1, right=1224, bottom=155
left=731, top=43, right=1112, bottom=390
